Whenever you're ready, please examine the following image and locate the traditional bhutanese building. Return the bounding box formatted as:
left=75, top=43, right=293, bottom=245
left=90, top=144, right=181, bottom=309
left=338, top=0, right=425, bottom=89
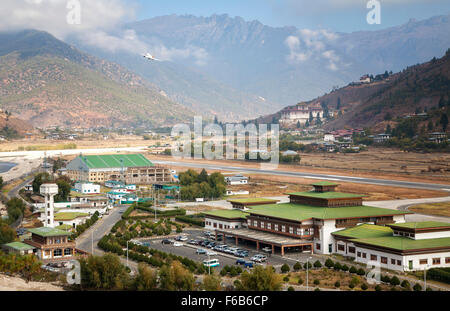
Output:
left=206, top=182, right=411, bottom=256
left=65, top=153, right=174, bottom=184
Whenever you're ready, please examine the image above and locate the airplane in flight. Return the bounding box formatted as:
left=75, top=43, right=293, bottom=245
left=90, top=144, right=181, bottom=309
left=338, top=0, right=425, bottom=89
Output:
left=143, top=53, right=160, bottom=61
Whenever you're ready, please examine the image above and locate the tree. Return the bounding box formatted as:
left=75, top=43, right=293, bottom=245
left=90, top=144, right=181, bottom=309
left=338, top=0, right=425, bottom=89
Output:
left=309, top=111, right=314, bottom=123
left=281, top=264, right=290, bottom=273
left=202, top=274, right=222, bottom=291
left=341, top=264, right=349, bottom=272
left=324, top=258, right=334, bottom=269
left=0, top=176, right=4, bottom=190
left=313, top=279, right=320, bottom=285
left=413, top=283, right=422, bottom=291
left=356, top=268, right=366, bottom=276
left=313, top=260, right=322, bottom=268
left=6, top=198, right=26, bottom=224
left=0, top=219, right=16, bottom=244
left=55, top=177, right=71, bottom=202
left=428, top=120, right=434, bottom=132
left=238, top=265, right=282, bottom=291
left=197, top=169, right=209, bottom=183
left=316, top=113, right=322, bottom=126
left=134, top=263, right=158, bottom=291
left=333, top=262, right=342, bottom=271
left=296, top=121, right=301, bottom=129
left=293, top=262, right=302, bottom=271
left=334, top=281, right=340, bottom=288
left=159, top=261, right=194, bottom=291
left=349, top=266, right=357, bottom=274
left=361, top=283, right=368, bottom=290
left=336, top=97, right=341, bottom=110
left=401, top=280, right=410, bottom=289
left=375, top=285, right=382, bottom=291
left=440, top=113, right=448, bottom=132
left=390, top=276, right=400, bottom=286
left=32, top=172, right=51, bottom=193
left=80, top=254, right=131, bottom=290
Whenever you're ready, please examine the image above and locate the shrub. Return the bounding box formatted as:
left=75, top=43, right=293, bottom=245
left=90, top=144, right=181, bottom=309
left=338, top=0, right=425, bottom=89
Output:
left=413, top=283, right=422, bottom=291
left=314, top=288, right=320, bottom=291
left=381, top=275, right=391, bottom=283
left=427, top=268, right=450, bottom=284
left=281, top=264, right=290, bottom=273
left=287, top=286, right=295, bottom=291
left=293, top=262, right=302, bottom=271
left=426, top=287, right=433, bottom=291
left=303, top=262, right=312, bottom=269
left=357, top=268, right=366, bottom=276
left=361, top=283, right=368, bottom=291
left=375, top=285, right=382, bottom=291
left=349, top=283, right=355, bottom=289
left=298, top=278, right=304, bottom=285
left=401, top=280, right=410, bottom=289
left=341, top=264, right=349, bottom=272
left=349, top=266, right=357, bottom=274
left=313, top=260, right=322, bottom=268
left=333, top=262, right=342, bottom=271
left=325, top=258, right=334, bottom=268
left=313, top=279, right=320, bottom=285
left=390, top=276, right=400, bottom=286
left=229, top=266, right=238, bottom=277
left=283, top=276, right=290, bottom=282
left=334, top=281, right=340, bottom=288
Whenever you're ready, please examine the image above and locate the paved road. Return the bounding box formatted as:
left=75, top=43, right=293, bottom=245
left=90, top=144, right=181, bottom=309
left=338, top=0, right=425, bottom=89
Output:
left=153, top=160, right=450, bottom=192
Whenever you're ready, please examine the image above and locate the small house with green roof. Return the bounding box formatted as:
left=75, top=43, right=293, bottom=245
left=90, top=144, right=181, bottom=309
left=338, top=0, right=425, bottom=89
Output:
left=2, top=242, right=35, bottom=255
left=332, top=221, right=450, bottom=271
left=227, top=197, right=279, bottom=210
left=24, top=227, right=76, bottom=262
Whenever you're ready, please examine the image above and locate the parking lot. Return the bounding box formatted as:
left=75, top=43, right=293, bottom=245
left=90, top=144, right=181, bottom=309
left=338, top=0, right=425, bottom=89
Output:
left=140, top=229, right=323, bottom=272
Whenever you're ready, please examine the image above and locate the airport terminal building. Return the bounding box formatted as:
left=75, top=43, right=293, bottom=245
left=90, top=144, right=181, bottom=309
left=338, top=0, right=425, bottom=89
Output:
left=205, top=182, right=412, bottom=257
left=66, top=154, right=174, bottom=184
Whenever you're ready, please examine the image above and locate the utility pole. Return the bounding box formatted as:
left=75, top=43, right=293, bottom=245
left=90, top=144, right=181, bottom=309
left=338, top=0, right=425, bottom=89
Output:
left=91, top=230, right=94, bottom=255
left=126, top=241, right=129, bottom=268
left=306, top=256, right=312, bottom=291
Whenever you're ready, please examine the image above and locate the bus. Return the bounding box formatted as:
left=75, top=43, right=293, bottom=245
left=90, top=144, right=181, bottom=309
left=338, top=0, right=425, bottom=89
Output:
left=203, top=259, right=220, bottom=268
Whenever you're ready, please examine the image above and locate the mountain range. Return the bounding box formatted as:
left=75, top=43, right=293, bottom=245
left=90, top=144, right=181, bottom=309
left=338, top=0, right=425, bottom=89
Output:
left=0, top=30, right=193, bottom=129
left=0, top=13, right=449, bottom=128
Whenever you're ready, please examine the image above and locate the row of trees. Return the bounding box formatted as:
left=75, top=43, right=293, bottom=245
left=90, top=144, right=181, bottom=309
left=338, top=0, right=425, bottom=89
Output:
left=179, top=169, right=226, bottom=201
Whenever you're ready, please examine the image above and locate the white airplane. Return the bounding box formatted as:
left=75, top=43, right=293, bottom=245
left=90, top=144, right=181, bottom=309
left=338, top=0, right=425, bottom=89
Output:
left=143, top=53, right=160, bottom=61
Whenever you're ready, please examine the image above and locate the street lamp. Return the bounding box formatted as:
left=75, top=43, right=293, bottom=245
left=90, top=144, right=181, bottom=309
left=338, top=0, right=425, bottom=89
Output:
left=126, top=240, right=129, bottom=268
left=208, top=253, right=211, bottom=275
left=306, top=256, right=312, bottom=291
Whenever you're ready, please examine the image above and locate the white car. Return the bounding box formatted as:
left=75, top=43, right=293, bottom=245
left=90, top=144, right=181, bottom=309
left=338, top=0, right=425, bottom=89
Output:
left=261, top=247, right=272, bottom=253
left=251, top=254, right=267, bottom=262
left=206, top=250, right=217, bottom=256
left=173, top=242, right=183, bottom=247
left=179, top=236, right=188, bottom=241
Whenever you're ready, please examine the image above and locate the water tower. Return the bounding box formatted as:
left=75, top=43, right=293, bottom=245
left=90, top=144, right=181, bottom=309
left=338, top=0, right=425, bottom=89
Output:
left=40, top=183, right=58, bottom=228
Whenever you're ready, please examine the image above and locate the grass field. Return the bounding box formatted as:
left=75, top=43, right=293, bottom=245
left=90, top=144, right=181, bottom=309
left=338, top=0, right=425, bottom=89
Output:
left=408, top=202, right=450, bottom=217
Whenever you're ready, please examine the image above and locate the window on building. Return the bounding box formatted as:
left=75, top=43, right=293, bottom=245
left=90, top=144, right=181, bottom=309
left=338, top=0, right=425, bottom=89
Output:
left=370, top=254, right=377, bottom=261
left=213, top=223, right=217, bottom=228
left=247, top=220, right=251, bottom=225
left=53, top=249, right=62, bottom=257
left=446, top=257, right=450, bottom=264
left=267, top=223, right=271, bottom=230
left=362, top=253, right=367, bottom=259
left=64, top=248, right=72, bottom=256
left=357, top=252, right=361, bottom=257
left=397, top=260, right=401, bottom=266
left=274, top=224, right=279, bottom=231
left=432, top=258, right=441, bottom=265
left=281, top=225, right=286, bottom=232
left=261, top=222, right=265, bottom=229
left=253, top=221, right=257, bottom=227
left=338, top=244, right=345, bottom=251
left=348, top=247, right=355, bottom=254
left=289, top=227, right=294, bottom=234
left=316, top=243, right=321, bottom=250
left=381, top=257, right=388, bottom=264
left=419, top=259, right=428, bottom=265
left=391, top=258, right=396, bottom=265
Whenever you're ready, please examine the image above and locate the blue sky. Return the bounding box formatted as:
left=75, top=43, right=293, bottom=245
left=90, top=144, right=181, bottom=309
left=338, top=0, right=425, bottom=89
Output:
left=134, top=0, right=450, bottom=32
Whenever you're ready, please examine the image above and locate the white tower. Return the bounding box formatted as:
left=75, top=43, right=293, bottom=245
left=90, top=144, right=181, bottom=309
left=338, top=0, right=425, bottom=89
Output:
left=40, top=183, right=58, bottom=228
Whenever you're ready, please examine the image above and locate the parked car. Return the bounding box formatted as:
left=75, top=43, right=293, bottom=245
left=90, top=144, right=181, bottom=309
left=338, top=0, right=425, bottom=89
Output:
left=251, top=254, right=267, bottom=262
left=188, top=240, right=198, bottom=245
left=261, top=247, right=272, bottom=253
left=244, top=261, right=254, bottom=268
left=173, top=242, right=183, bottom=247
left=196, top=248, right=207, bottom=255
left=206, top=250, right=217, bottom=256
left=235, top=259, right=246, bottom=265
left=203, top=259, right=220, bottom=268
left=179, top=236, right=188, bottom=241
left=161, top=239, right=173, bottom=245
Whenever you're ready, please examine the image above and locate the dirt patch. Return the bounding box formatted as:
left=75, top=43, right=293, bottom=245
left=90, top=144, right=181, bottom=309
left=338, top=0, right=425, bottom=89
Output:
left=0, top=273, right=64, bottom=291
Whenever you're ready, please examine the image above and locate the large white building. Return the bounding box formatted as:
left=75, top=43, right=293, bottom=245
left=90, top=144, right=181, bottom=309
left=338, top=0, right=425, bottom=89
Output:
left=73, top=182, right=100, bottom=194
left=279, top=102, right=324, bottom=127
left=332, top=222, right=450, bottom=271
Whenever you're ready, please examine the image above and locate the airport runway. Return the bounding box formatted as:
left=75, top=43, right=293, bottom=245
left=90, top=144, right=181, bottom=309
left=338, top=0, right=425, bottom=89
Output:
left=153, top=160, right=450, bottom=192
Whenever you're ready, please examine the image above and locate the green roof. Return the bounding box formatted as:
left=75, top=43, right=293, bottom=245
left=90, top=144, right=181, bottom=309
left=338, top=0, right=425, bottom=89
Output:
left=55, top=224, right=73, bottom=231
left=54, top=212, right=89, bottom=221
left=27, top=227, right=71, bottom=237
left=247, top=203, right=409, bottom=222
left=204, top=210, right=249, bottom=219
left=80, top=154, right=153, bottom=169
left=388, top=221, right=450, bottom=230
left=351, top=236, right=450, bottom=251
left=227, top=198, right=279, bottom=204
left=311, top=181, right=339, bottom=186
left=288, top=191, right=364, bottom=199
left=333, top=224, right=393, bottom=239
left=4, top=242, right=35, bottom=251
